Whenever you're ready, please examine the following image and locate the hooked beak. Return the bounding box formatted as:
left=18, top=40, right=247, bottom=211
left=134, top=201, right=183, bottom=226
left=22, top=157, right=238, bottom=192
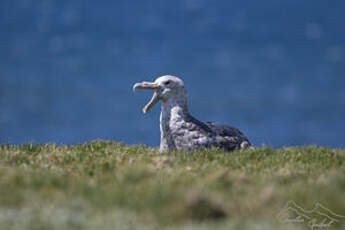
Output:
left=133, top=82, right=161, bottom=114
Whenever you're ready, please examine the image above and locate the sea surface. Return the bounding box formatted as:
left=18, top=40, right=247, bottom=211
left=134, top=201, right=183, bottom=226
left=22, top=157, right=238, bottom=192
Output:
left=1, top=0, right=345, bottom=148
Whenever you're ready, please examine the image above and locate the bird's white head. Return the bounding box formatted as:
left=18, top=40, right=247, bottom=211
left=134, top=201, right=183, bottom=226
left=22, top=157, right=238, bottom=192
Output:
left=133, top=75, right=186, bottom=113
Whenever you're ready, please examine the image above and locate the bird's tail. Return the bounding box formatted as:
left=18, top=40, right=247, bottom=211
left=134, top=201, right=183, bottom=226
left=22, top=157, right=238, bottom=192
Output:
left=240, top=141, right=251, bottom=149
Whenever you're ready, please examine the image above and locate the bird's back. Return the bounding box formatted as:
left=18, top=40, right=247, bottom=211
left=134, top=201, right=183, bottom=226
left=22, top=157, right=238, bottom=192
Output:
left=204, top=121, right=251, bottom=150
left=184, top=115, right=251, bottom=151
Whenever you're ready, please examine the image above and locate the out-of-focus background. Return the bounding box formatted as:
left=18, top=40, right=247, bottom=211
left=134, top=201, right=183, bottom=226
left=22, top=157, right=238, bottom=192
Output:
left=1, top=0, right=344, bottom=148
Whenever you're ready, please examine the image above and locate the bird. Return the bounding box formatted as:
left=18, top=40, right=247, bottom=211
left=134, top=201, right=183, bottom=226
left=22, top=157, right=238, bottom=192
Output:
left=133, top=75, right=251, bottom=152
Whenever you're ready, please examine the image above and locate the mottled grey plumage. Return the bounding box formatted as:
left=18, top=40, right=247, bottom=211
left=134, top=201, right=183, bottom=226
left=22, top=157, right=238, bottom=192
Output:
left=133, top=75, right=251, bottom=152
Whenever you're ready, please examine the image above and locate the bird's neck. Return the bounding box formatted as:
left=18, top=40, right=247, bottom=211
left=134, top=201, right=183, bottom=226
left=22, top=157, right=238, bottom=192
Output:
left=161, top=96, right=189, bottom=121
left=159, top=95, right=189, bottom=152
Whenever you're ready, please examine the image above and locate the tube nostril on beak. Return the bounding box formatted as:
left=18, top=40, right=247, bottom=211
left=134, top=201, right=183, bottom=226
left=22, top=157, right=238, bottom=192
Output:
left=133, top=81, right=161, bottom=114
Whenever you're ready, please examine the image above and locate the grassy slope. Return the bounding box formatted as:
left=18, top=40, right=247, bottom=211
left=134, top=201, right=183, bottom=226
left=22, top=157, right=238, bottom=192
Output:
left=0, top=141, right=344, bottom=230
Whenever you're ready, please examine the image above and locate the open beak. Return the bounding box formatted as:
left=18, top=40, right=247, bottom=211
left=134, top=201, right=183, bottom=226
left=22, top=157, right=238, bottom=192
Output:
left=133, top=82, right=161, bottom=114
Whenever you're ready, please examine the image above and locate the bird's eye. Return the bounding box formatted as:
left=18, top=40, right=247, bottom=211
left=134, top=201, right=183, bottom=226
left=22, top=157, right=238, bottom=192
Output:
left=164, top=81, right=171, bottom=85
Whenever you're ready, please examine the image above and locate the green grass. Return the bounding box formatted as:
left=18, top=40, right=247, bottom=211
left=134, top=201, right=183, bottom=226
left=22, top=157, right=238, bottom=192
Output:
left=0, top=141, right=344, bottom=230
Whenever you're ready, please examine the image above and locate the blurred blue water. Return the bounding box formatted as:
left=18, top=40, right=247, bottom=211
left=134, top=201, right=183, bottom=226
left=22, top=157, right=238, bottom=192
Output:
left=1, top=0, right=345, bottom=148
